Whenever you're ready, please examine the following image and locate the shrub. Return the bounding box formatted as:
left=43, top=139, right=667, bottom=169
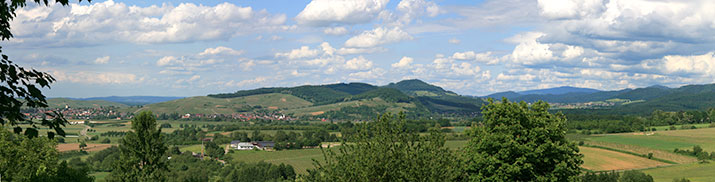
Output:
left=100, top=138, right=111, bottom=144
left=620, top=170, right=653, bottom=182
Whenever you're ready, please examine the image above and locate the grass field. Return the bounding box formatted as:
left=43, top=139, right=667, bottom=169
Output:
left=580, top=127, right=715, bottom=180
left=588, top=127, right=715, bottom=151
left=651, top=123, right=712, bottom=131
left=642, top=162, right=715, bottom=182
left=90, top=172, right=110, bottom=181
left=579, top=146, right=670, bottom=171
left=227, top=147, right=332, bottom=174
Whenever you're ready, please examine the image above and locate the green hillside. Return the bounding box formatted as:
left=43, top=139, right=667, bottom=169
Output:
left=152, top=79, right=486, bottom=118
left=47, top=98, right=128, bottom=108
left=134, top=93, right=313, bottom=114
left=384, top=79, right=458, bottom=96
left=284, top=97, right=420, bottom=118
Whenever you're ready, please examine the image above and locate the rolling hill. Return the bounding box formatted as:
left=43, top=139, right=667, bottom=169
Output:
left=385, top=79, right=458, bottom=96
left=47, top=98, right=128, bottom=108
left=73, top=96, right=184, bottom=106
left=141, top=79, right=485, bottom=118
left=134, top=93, right=313, bottom=115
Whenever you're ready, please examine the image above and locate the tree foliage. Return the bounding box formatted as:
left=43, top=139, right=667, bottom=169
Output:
left=0, top=125, right=93, bottom=181
left=306, top=113, right=463, bottom=181
left=619, top=170, right=653, bottom=182
left=463, top=98, right=583, bottom=181
left=108, top=111, right=168, bottom=182
left=1, top=0, right=91, bottom=139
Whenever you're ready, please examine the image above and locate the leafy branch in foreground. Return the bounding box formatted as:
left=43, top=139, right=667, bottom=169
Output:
left=1, top=0, right=90, bottom=138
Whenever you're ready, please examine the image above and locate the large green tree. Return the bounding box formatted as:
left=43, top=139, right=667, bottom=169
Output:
left=463, top=98, right=583, bottom=181
left=306, top=113, right=463, bottom=181
left=0, top=125, right=93, bottom=182
left=1, top=0, right=88, bottom=139
left=108, top=111, right=168, bottom=182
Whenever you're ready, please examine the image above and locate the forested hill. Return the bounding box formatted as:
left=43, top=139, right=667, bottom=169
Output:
left=485, top=83, right=715, bottom=115
left=384, top=79, right=458, bottom=96
left=205, top=79, right=485, bottom=116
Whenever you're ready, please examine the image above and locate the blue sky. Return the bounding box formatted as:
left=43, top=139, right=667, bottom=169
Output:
left=4, top=0, right=715, bottom=97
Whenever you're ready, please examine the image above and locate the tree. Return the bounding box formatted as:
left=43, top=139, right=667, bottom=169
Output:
left=204, top=141, right=224, bottom=159
left=0, top=125, right=94, bottom=181
left=108, top=111, right=168, bottom=182
left=79, top=141, right=87, bottom=149
left=619, top=170, right=653, bottom=182
left=1, top=0, right=87, bottom=139
left=463, top=98, right=583, bottom=181
left=251, top=129, right=262, bottom=141
left=306, top=113, right=463, bottom=181
left=219, top=161, right=296, bottom=181
left=100, top=138, right=111, bottom=144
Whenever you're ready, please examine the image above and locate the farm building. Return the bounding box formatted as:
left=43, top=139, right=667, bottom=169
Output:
left=229, top=140, right=275, bottom=150
left=231, top=141, right=255, bottom=150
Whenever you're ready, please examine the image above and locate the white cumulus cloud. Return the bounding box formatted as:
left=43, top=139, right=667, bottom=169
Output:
left=199, top=46, right=243, bottom=57
left=10, top=1, right=289, bottom=46
left=275, top=46, right=320, bottom=59
left=344, top=27, right=413, bottom=47
left=344, top=56, right=374, bottom=70
left=391, top=56, right=414, bottom=69
left=295, top=0, right=389, bottom=26
left=93, top=56, right=110, bottom=64
left=323, top=27, right=349, bottom=35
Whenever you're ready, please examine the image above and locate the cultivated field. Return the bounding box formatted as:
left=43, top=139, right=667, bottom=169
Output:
left=57, top=143, right=115, bottom=152
left=588, top=127, right=715, bottom=152
left=582, top=126, right=715, bottom=181
left=642, top=162, right=715, bottom=182
left=579, top=146, right=669, bottom=171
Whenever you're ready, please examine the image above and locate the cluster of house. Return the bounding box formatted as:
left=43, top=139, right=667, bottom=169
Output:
left=25, top=106, right=129, bottom=120
left=179, top=113, right=295, bottom=121
left=229, top=140, right=275, bottom=150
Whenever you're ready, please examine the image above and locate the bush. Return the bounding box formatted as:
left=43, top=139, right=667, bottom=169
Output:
left=620, top=170, right=653, bottom=182
left=673, top=178, right=691, bottom=182
left=305, top=113, right=462, bottom=181
left=160, top=123, right=172, bottom=128
left=100, top=138, right=111, bottom=144
left=647, top=153, right=653, bottom=159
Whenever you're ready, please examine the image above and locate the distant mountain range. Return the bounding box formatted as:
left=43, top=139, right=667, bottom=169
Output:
left=59, top=96, right=184, bottom=106
left=46, top=80, right=715, bottom=117
left=483, top=83, right=715, bottom=114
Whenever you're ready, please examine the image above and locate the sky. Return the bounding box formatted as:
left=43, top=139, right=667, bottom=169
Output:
left=4, top=0, right=715, bottom=97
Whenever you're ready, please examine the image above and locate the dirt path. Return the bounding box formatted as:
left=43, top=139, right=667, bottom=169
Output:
left=57, top=143, right=115, bottom=152
left=80, top=125, right=90, bottom=137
